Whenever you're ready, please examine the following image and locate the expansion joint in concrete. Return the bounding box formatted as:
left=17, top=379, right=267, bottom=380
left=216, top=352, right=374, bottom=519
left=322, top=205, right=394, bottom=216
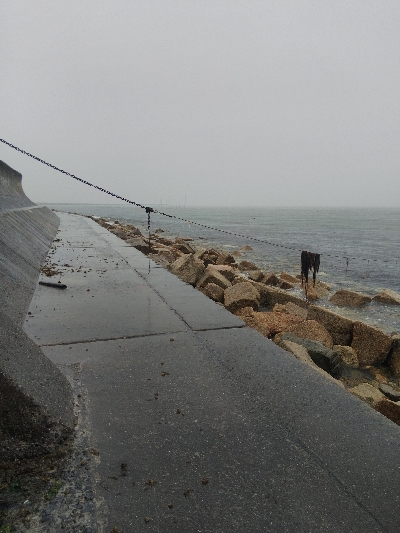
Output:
left=39, top=330, right=188, bottom=347
left=193, top=324, right=246, bottom=332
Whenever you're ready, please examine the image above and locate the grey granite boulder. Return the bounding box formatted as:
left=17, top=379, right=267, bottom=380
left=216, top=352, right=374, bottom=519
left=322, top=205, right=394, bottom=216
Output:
left=280, top=332, right=342, bottom=378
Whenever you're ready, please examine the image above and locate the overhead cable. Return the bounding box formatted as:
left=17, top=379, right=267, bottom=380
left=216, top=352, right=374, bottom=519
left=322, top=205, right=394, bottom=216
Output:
left=0, top=138, right=391, bottom=264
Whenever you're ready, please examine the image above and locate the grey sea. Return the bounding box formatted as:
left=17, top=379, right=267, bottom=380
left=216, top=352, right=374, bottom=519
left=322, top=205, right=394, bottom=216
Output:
left=47, top=204, right=400, bottom=335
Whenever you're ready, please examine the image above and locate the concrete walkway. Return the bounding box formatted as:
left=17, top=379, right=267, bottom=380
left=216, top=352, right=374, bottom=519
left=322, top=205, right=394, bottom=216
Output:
left=24, top=213, right=400, bottom=533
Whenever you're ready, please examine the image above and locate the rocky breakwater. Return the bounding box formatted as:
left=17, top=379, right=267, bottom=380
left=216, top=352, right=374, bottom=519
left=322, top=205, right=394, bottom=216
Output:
left=92, top=217, right=400, bottom=426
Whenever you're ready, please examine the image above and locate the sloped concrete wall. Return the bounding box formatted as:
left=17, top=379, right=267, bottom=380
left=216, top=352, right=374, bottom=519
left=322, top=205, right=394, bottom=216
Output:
left=0, top=160, right=35, bottom=211
left=0, top=206, right=60, bottom=325
left=0, top=161, right=74, bottom=462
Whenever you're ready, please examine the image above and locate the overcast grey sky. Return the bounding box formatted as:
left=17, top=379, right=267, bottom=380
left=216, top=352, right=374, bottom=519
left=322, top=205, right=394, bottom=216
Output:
left=1, top=0, right=399, bottom=207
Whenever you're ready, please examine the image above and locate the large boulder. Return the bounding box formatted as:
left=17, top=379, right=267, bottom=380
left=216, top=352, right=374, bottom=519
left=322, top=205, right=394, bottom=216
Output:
left=232, top=275, right=247, bottom=285
left=155, top=248, right=177, bottom=263
left=279, top=333, right=342, bottom=378
left=280, top=340, right=312, bottom=364
left=262, top=273, right=280, bottom=286
left=280, top=272, right=300, bottom=285
left=238, top=260, right=259, bottom=271
left=373, top=289, right=400, bottom=305
left=224, top=282, right=260, bottom=312
left=193, top=248, right=207, bottom=261
left=234, top=306, right=255, bottom=318
left=289, top=320, right=333, bottom=348
left=279, top=340, right=345, bottom=387
left=153, top=235, right=173, bottom=246
left=215, top=252, right=236, bottom=265
left=202, top=251, right=219, bottom=266
left=351, top=321, right=393, bottom=366
left=248, top=270, right=264, bottom=282
left=378, top=384, right=400, bottom=402
left=127, top=236, right=152, bottom=254
left=307, top=305, right=353, bottom=346
left=110, top=227, right=128, bottom=239
left=256, top=285, right=308, bottom=309
left=125, top=224, right=142, bottom=237
left=389, top=335, right=400, bottom=375
left=279, top=280, right=296, bottom=290
left=173, top=241, right=195, bottom=254
left=169, top=254, right=205, bottom=286
left=273, top=302, right=308, bottom=320
left=196, top=265, right=232, bottom=290
left=333, top=345, right=359, bottom=367
left=374, top=399, right=400, bottom=426
left=202, top=283, right=225, bottom=303
left=329, top=289, right=372, bottom=307
left=349, top=383, right=385, bottom=404
left=302, top=281, right=331, bottom=301
left=249, top=311, right=303, bottom=337
left=209, top=264, right=236, bottom=282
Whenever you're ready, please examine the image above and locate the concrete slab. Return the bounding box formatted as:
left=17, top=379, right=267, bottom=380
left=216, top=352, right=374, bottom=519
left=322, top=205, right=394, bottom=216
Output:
left=23, top=212, right=400, bottom=532
left=24, top=216, right=186, bottom=346
left=84, top=217, right=244, bottom=330
left=43, top=333, right=385, bottom=533
left=135, top=267, right=245, bottom=331
left=197, top=327, right=400, bottom=531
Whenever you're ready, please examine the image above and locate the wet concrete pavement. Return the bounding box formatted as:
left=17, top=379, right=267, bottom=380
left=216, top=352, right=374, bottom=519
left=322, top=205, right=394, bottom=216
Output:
left=24, top=213, right=400, bottom=533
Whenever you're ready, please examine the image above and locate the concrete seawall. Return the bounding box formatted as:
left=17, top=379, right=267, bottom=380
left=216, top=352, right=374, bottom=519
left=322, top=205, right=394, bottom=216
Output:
left=0, top=161, right=74, bottom=462
left=0, top=161, right=35, bottom=212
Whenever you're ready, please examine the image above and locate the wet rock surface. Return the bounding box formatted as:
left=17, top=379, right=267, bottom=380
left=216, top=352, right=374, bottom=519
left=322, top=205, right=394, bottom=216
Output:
left=307, top=305, right=354, bottom=346
left=169, top=254, right=205, bottom=286
left=288, top=319, right=333, bottom=348
left=196, top=265, right=232, bottom=291
left=373, top=289, right=400, bottom=305
left=279, top=333, right=342, bottom=378
left=329, top=289, right=372, bottom=307
left=351, top=321, right=393, bottom=366
left=349, top=383, right=385, bottom=403
left=333, top=345, right=359, bottom=368
left=202, top=282, right=225, bottom=303
left=389, top=335, right=400, bottom=375
left=374, top=398, right=400, bottom=424
left=378, top=383, right=400, bottom=401
left=224, top=282, right=260, bottom=312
